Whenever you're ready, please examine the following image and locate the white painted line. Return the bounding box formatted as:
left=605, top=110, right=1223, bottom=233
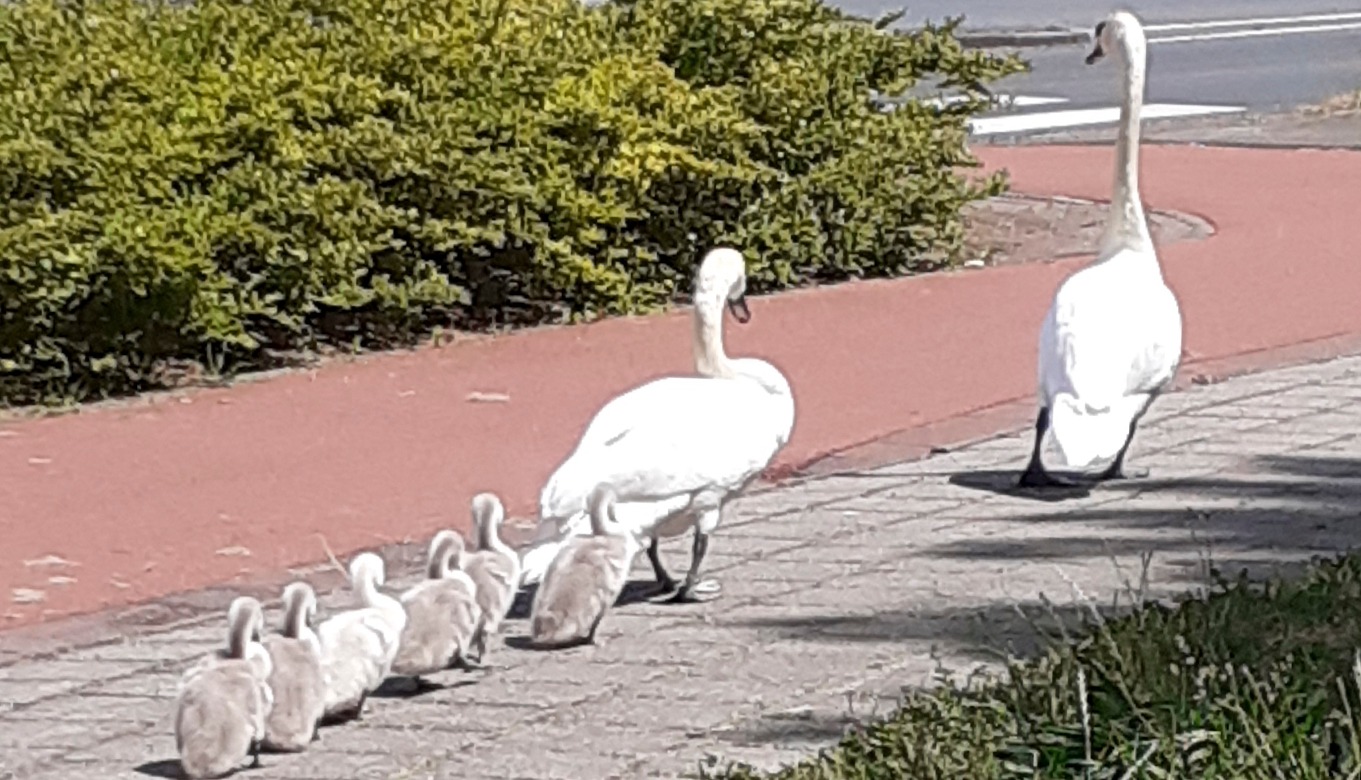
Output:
left=1005, top=96, right=1071, bottom=108
left=968, top=103, right=1246, bottom=136
left=920, top=94, right=1069, bottom=109
left=1144, top=11, right=1361, bottom=32
left=1149, top=21, right=1361, bottom=44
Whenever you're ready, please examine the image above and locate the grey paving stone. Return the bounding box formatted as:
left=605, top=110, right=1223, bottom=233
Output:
left=18, top=693, right=167, bottom=725
left=86, top=671, right=183, bottom=699
left=0, top=717, right=143, bottom=750
left=6, top=760, right=137, bottom=780
left=58, top=732, right=175, bottom=771
left=0, top=679, right=84, bottom=709
left=0, top=659, right=149, bottom=684
left=58, top=640, right=207, bottom=665
left=819, top=494, right=968, bottom=516
left=0, top=749, right=67, bottom=779
left=132, top=623, right=223, bottom=645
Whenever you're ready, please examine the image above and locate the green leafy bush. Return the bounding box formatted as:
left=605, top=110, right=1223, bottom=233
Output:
left=707, top=555, right=1361, bottom=779
left=0, top=0, right=1022, bottom=404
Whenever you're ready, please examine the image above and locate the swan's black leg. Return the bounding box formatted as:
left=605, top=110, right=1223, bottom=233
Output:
left=1017, top=408, right=1078, bottom=488
left=586, top=609, right=607, bottom=645
left=453, top=654, right=490, bottom=672
left=249, top=739, right=262, bottom=768
left=645, top=538, right=679, bottom=596
left=1097, top=394, right=1158, bottom=481
left=666, top=529, right=721, bottom=603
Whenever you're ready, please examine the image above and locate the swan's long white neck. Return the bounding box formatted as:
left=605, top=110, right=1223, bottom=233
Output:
left=1102, top=29, right=1154, bottom=257
left=692, top=294, right=738, bottom=379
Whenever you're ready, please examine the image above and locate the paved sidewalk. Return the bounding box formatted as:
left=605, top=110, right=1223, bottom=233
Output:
left=5, top=354, right=1361, bottom=780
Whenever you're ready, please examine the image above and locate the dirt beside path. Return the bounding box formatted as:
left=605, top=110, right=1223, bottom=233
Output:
left=963, top=192, right=1212, bottom=267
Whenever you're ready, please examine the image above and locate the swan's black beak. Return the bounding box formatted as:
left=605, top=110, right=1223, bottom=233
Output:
left=1086, top=21, right=1107, bottom=65
left=727, top=295, right=752, bottom=324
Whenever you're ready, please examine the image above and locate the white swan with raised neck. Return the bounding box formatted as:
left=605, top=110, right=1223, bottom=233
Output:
left=520, top=246, right=795, bottom=603
left=1018, top=10, right=1184, bottom=488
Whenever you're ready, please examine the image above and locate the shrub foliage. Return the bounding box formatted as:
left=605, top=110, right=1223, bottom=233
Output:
left=0, top=0, right=1022, bottom=404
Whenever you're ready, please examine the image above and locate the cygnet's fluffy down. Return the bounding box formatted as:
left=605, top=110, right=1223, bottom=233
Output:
left=530, top=485, right=639, bottom=648
left=175, top=596, right=275, bottom=779
left=261, top=581, right=326, bottom=752
left=316, top=552, right=406, bottom=721
left=462, top=493, right=521, bottom=661
left=392, top=529, right=483, bottom=686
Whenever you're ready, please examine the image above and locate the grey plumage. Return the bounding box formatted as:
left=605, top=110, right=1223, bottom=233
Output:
left=462, top=493, right=521, bottom=661
left=316, top=552, right=406, bottom=721
left=392, top=530, right=483, bottom=683
left=261, top=581, right=325, bottom=752
left=530, top=485, right=638, bottom=648
left=175, top=596, right=274, bottom=779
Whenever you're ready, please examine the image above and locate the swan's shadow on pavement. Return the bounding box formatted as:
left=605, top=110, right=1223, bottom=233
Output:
left=948, top=469, right=1093, bottom=502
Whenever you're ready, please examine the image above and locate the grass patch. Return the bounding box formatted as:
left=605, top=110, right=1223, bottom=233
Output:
left=706, top=553, right=1361, bottom=779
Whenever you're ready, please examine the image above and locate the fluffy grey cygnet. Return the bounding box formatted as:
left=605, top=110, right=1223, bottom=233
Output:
left=175, top=596, right=274, bottom=779
left=261, top=581, right=325, bottom=752
left=391, top=529, right=484, bottom=688
left=462, top=493, right=521, bottom=662
left=530, top=485, right=639, bottom=648
left=316, top=552, right=407, bottom=722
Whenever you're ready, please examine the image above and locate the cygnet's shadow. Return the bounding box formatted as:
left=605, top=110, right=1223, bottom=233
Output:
left=511, top=578, right=670, bottom=617
left=370, top=675, right=476, bottom=699
left=503, top=634, right=594, bottom=652
left=133, top=759, right=185, bottom=779
left=948, top=469, right=1093, bottom=502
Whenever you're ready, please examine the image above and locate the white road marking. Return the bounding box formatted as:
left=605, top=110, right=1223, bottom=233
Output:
left=1150, top=20, right=1361, bottom=44
left=1144, top=11, right=1361, bottom=32
left=968, top=103, right=1245, bottom=136
left=1005, top=96, right=1072, bottom=108
left=920, top=94, right=1070, bottom=109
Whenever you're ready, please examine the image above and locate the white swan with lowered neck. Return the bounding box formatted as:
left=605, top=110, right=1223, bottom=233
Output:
left=519, top=247, right=795, bottom=603
left=1019, top=10, right=1183, bottom=488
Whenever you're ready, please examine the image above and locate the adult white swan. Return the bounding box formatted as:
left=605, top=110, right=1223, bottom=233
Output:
left=519, top=247, right=796, bottom=602
left=1020, top=11, right=1183, bottom=488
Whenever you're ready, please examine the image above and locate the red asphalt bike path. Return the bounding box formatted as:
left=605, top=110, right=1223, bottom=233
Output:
left=3, top=143, right=1359, bottom=632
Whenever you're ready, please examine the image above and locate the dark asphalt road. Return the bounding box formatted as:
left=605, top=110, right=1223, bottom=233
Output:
left=851, top=3, right=1361, bottom=126
left=831, top=0, right=1359, bottom=32
left=1001, top=24, right=1361, bottom=113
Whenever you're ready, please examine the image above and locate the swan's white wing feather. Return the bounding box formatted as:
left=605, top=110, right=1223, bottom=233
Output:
left=1041, top=249, right=1183, bottom=467
left=1045, top=268, right=1136, bottom=410
left=540, top=377, right=783, bottom=519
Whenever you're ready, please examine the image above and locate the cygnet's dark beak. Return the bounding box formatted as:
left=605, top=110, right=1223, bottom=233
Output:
left=727, top=295, right=752, bottom=324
